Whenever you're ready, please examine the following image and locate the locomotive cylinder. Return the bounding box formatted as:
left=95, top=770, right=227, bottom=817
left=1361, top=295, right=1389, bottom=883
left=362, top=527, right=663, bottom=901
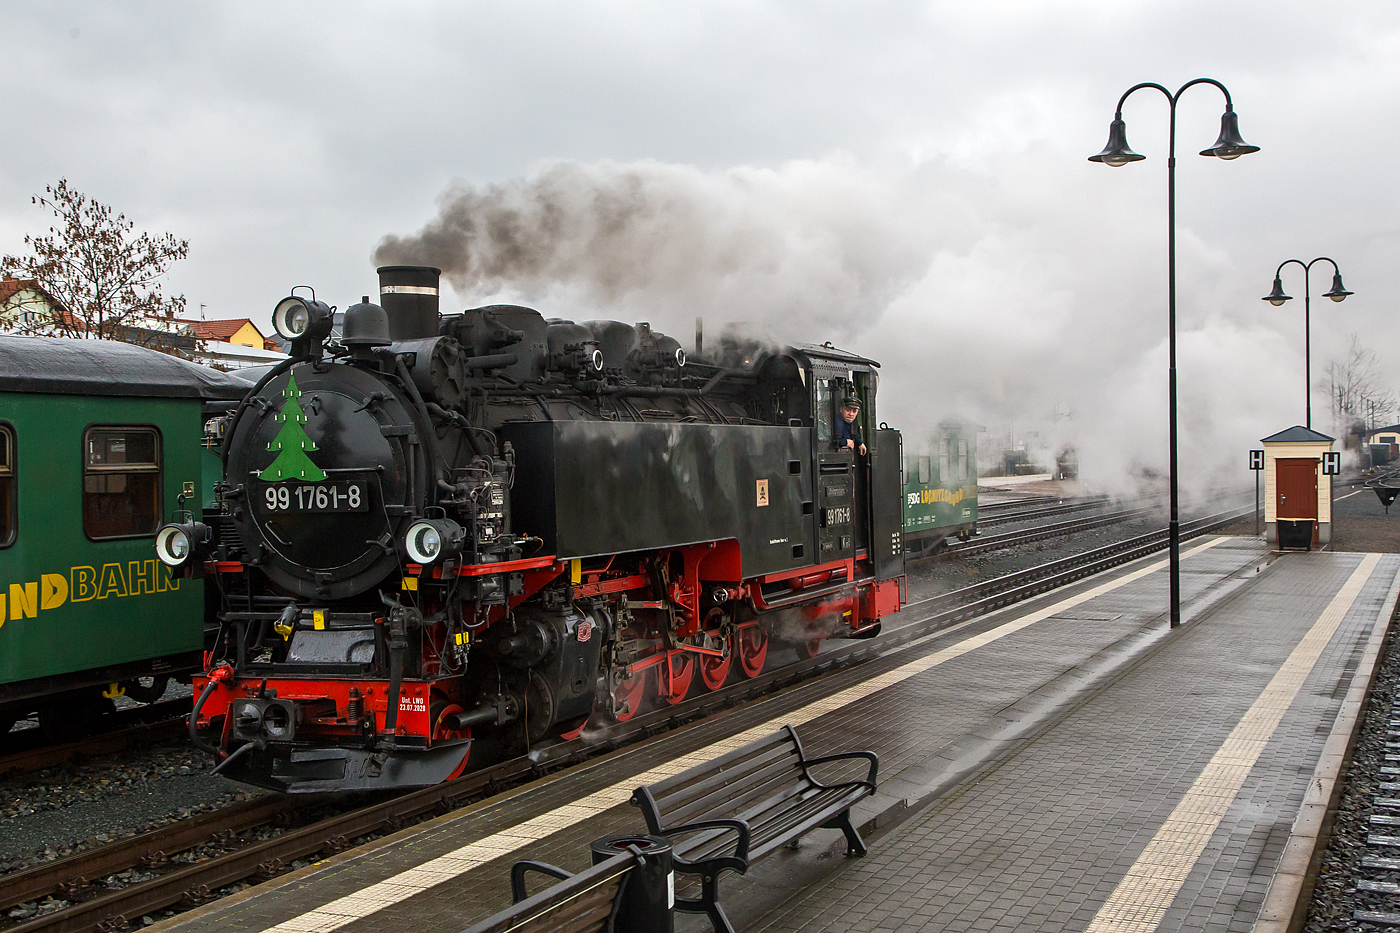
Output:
left=377, top=265, right=442, bottom=340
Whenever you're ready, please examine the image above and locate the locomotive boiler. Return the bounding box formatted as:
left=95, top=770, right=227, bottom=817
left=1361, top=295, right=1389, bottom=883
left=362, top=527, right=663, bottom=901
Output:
left=166, top=266, right=906, bottom=792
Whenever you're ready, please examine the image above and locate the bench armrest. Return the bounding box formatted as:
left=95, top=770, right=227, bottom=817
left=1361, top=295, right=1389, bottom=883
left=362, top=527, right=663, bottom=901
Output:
left=801, top=749, right=879, bottom=787
left=663, top=817, right=753, bottom=866
left=510, top=860, right=572, bottom=904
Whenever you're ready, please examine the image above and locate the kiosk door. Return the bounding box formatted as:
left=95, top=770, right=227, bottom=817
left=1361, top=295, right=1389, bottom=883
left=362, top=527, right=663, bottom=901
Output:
left=1276, top=457, right=1318, bottom=548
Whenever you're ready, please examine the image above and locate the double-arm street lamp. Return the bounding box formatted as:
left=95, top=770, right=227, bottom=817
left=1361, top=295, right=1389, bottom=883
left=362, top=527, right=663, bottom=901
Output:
left=1263, top=258, right=1353, bottom=429
left=1089, top=78, right=1259, bottom=628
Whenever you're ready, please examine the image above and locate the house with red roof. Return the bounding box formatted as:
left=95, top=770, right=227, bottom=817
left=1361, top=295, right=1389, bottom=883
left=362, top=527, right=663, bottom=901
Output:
left=0, top=278, right=83, bottom=334
left=176, top=317, right=276, bottom=351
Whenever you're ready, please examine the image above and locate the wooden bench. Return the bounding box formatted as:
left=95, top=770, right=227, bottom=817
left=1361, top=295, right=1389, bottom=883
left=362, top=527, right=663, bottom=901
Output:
left=630, top=724, right=879, bottom=933
left=458, top=847, right=643, bottom=933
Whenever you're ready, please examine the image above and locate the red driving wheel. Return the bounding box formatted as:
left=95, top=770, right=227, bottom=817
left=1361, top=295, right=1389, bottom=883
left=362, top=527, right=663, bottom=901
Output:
left=611, top=667, right=648, bottom=722
left=803, top=638, right=822, bottom=659
left=660, top=650, right=695, bottom=704
left=697, top=612, right=732, bottom=691
left=737, top=625, right=769, bottom=678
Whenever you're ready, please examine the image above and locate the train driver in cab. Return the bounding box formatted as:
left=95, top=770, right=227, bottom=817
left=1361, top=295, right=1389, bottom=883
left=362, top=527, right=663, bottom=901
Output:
left=836, top=395, right=866, bottom=456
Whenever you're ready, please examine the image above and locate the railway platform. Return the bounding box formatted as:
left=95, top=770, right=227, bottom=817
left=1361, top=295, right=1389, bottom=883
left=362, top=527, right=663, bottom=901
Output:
left=150, top=536, right=1400, bottom=933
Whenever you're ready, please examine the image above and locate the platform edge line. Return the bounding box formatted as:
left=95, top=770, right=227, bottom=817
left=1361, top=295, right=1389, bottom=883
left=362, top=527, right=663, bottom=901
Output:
left=1084, top=553, right=1382, bottom=933
left=1253, top=555, right=1400, bottom=933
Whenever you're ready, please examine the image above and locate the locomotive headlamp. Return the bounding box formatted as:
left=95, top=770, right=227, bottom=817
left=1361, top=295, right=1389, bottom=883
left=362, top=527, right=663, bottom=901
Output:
left=405, top=518, right=465, bottom=564
left=155, top=518, right=210, bottom=568
left=272, top=295, right=334, bottom=343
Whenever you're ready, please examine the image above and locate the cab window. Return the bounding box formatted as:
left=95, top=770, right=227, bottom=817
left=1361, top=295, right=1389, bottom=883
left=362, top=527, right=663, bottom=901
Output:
left=84, top=427, right=161, bottom=539
left=0, top=426, right=14, bottom=547
left=816, top=377, right=838, bottom=444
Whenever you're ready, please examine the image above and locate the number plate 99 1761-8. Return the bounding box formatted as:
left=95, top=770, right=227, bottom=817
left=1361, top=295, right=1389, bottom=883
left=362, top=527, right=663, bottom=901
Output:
left=261, top=481, right=368, bottom=513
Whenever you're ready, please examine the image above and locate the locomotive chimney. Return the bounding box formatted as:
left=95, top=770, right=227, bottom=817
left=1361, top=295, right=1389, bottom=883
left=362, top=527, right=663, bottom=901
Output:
left=376, top=265, right=442, bottom=340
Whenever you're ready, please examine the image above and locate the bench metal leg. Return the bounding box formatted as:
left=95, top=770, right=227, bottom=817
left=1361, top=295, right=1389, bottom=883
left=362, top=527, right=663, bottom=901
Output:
left=823, top=809, right=867, bottom=857
left=675, top=873, right=737, bottom=933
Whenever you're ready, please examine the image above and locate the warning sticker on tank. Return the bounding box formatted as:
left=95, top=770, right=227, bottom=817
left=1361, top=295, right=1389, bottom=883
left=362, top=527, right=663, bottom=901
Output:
left=756, top=479, right=769, bottom=507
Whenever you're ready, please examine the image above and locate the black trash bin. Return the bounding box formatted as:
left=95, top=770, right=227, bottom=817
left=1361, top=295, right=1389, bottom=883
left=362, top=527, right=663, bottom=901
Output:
left=1278, top=518, right=1314, bottom=550
left=590, top=834, right=674, bottom=933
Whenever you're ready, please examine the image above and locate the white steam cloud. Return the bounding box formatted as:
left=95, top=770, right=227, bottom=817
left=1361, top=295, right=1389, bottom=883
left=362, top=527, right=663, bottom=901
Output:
left=376, top=154, right=1310, bottom=499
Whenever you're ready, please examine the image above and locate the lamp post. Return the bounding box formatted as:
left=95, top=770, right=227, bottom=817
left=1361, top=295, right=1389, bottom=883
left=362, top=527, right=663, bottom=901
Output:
left=1089, top=78, right=1259, bottom=628
left=1263, top=258, right=1352, bottom=429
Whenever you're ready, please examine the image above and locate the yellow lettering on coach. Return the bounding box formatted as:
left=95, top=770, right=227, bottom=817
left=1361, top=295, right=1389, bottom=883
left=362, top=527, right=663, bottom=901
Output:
left=10, top=582, right=37, bottom=621
left=71, top=566, right=98, bottom=602
left=97, top=563, right=128, bottom=599
left=41, top=574, right=67, bottom=610
left=128, top=560, right=159, bottom=596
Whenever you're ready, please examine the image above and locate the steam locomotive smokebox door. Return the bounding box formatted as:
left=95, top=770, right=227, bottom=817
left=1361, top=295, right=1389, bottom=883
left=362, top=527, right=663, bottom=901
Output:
left=503, top=421, right=814, bottom=576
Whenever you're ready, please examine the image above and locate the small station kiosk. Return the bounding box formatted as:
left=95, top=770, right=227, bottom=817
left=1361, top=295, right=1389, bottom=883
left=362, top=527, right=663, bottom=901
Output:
left=1259, top=425, right=1336, bottom=549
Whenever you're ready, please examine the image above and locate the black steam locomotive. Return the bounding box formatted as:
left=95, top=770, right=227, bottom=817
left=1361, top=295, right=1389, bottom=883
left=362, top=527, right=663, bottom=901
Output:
left=167, top=266, right=905, bottom=792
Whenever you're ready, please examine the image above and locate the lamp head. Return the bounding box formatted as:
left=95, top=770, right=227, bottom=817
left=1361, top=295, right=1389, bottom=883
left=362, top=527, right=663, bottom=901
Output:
left=1088, top=118, right=1145, bottom=167
left=155, top=515, right=211, bottom=577
left=1323, top=272, right=1353, bottom=302
left=1199, top=107, right=1260, bottom=160
left=404, top=518, right=466, bottom=564
left=1263, top=277, right=1291, bottom=307
left=272, top=294, right=335, bottom=358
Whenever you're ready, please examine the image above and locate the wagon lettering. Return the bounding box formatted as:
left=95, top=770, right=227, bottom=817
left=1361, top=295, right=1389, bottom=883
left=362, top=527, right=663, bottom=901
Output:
left=98, top=563, right=128, bottom=599
left=72, top=566, right=98, bottom=602
left=0, top=564, right=179, bottom=630
left=41, top=574, right=68, bottom=610
left=9, top=582, right=37, bottom=621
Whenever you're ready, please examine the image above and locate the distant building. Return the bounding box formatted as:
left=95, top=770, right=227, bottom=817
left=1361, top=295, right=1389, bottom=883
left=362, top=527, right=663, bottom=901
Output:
left=173, top=317, right=286, bottom=370
left=0, top=278, right=76, bottom=334
left=177, top=317, right=273, bottom=350
left=0, top=279, right=285, bottom=369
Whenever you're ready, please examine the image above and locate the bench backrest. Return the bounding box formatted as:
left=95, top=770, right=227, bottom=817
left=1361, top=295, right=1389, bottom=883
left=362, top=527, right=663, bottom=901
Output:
left=635, top=726, right=808, bottom=831
left=458, top=851, right=636, bottom=933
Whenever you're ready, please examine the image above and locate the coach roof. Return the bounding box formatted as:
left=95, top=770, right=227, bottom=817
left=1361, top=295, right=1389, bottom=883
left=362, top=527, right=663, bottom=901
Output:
left=0, top=335, right=254, bottom=399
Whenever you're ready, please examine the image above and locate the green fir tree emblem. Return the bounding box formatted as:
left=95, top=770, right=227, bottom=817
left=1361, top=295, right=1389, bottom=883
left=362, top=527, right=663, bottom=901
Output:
left=258, top=373, right=328, bottom=482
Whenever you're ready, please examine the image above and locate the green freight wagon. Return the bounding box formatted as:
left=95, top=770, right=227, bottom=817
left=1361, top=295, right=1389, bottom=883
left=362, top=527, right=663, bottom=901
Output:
left=903, top=423, right=978, bottom=556
left=0, top=337, right=250, bottom=740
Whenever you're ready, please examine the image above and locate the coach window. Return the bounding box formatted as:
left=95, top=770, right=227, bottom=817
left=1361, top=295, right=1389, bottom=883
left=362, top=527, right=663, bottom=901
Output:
left=0, top=426, right=14, bottom=547
left=84, top=427, right=161, bottom=539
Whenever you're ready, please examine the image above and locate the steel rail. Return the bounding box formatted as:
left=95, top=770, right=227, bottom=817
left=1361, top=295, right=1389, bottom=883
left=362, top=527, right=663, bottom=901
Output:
left=945, top=506, right=1161, bottom=556
left=975, top=495, right=1060, bottom=514
left=4, top=506, right=1251, bottom=933
left=975, top=496, right=1116, bottom=528
left=0, top=705, right=192, bottom=780
left=0, top=796, right=301, bottom=913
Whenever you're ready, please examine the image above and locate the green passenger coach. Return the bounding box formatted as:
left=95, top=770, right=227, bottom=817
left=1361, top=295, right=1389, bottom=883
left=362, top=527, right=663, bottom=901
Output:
left=0, top=336, right=251, bottom=739
left=903, top=422, right=979, bottom=557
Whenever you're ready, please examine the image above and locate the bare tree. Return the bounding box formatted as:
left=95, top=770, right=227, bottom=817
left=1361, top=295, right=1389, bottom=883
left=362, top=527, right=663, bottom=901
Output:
left=1324, top=334, right=1396, bottom=436
left=0, top=179, right=193, bottom=352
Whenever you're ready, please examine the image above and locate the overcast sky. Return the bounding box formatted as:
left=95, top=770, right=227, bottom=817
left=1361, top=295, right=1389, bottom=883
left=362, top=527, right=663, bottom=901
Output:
left=3, top=1, right=1398, bottom=491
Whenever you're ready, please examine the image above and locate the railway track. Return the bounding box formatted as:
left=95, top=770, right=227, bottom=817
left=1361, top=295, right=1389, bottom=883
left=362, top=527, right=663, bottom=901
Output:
left=975, top=494, right=1061, bottom=514
left=0, top=699, right=193, bottom=779
left=976, top=495, right=1113, bottom=528
left=0, top=505, right=1251, bottom=933
left=942, top=504, right=1161, bottom=557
